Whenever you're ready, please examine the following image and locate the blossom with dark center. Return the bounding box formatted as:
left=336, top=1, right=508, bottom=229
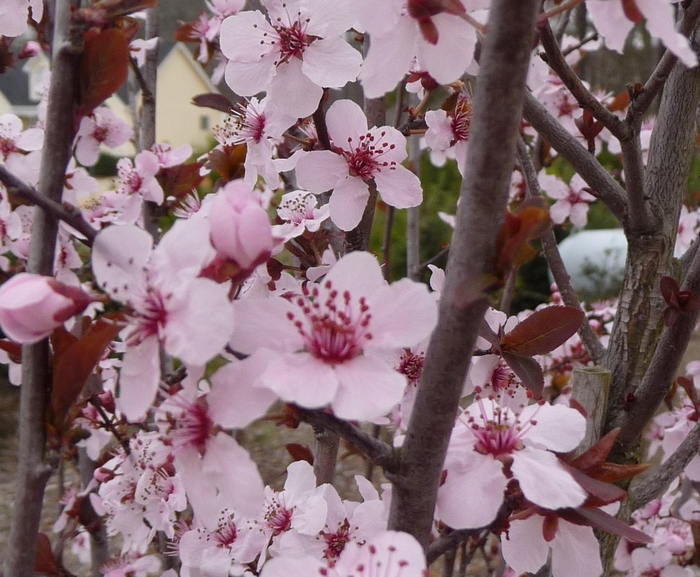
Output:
left=92, top=220, right=234, bottom=421
left=219, top=0, right=361, bottom=118
left=296, top=100, right=422, bottom=231
left=425, top=93, right=473, bottom=176
left=437, top=398, right=586, bottom=529
left=231, top=251, right=437, bottom=421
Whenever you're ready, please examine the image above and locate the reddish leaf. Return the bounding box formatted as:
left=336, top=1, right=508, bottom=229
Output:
left=192, top=93, right=234, bottom=113
left=570, top=428, right=620, bottom=473
left=607, top=90, right=630, bottom=113
left=416, top=18, right=439, bottom=44
left=561, top=507, right=651, bottom=544
left=286, top=443, right=314, bottom=465
left=621, top=0, right=643, bottom=23
left=49, top=326, right=77, bottom=360
left=501, top=306, right=585, bottom=357
left=660, top=275, right=680, bottom=306
left=566, top=465, right=627, bottom=506
left=0, top=339, right=21, bottom=361
left=502, top=351, right=544, bottom=396
left=157, top=162, right=205, bottom=201
left=34, top=532, right=59, bottom=574
left=79, top=28, right=130, bottom=116
left=51, top=315, right=123, bottom=428
left=542, top=514, right=558, bottom=543
left=590, top=462, right=650, bottom=484
left=479, top=318, right=501, bottom=350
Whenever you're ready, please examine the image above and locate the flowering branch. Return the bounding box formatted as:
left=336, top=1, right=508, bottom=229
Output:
left=0, top=164, right=96, bottom=245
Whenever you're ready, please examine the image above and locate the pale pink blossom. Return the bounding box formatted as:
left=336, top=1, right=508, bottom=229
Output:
left=261, top=530, right=426, bottom=577
left=0, top=273, right=91, bottom=344
left=356, top=0, right=487, bottom=98
left=213, top=97, right=296, bottom=186
left=587, top=0, right=697, bottom=68
left=75, top=107, right=133, bottom=167
left=0, top=0, right=44, bottom=37
left=230, top=251, right=438, bottom=421
left=130, top=38, right=158, bottom=68
left=209, top=180, right=274, bottom=270
left=100, top=554, right=161, bottom=577
left=437, top=399, right=587, bottom=529
left=540, top=172, right=596, bottom=227
left=0, top=113, right=43, bottom=185
left=150, top=143, right=192, bottom=168
left=115, top=150, right=164, bottom=204
left=501, top=514, right=603, bottom=577
left=220, top=0, right=361, bottom=118
left=296, top=99, right=422, bottom=231
left=273, top=190, right=330, bottom=241
left=675, top=205, right=698, bottom=256
left=424, top=93, right=472, bottom=176
left=92, top=219, right=232, bottom=420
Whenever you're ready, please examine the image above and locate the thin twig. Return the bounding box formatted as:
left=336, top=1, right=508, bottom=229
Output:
left=539, top=22, right=628, bottom=140
left=296, top=407, right=397, bottom=471
left=522, top=90, right=627, bottom=223
left=516, top=139, right=606, bottom=363
left=0, top=165, right=96, bottom=244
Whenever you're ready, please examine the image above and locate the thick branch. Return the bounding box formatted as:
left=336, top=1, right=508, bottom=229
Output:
left=516, top=139, right=606, bottom=363
left=522, top=91, right=627, bottom=222
left=0, top=164, right=96, bottom=244
left=539, top=23, right=628, bottom=140
left=614, top=245, right=700, bottom=446
left=296, top=408, right=396, bottom=471
left=4, top=1, right=81, bottom=575
left=619, top=122, right=653, bottom=233
left=628, top=419, right=700, bottom=510
left=388, top=0, right=540, bottom=550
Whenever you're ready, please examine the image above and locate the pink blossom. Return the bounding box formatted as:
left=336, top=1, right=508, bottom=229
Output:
left=424, top=93, right=472, bottom=176
left=230, top=251, right=438, bottom=421
left=219, top=0, right=361, bottom=118
left=116, top=150, right=164, bottom=205
left=261, top=530, right=426, bottom=577
left=75, top=107, right=134, bottom=167
left=0, top=0, right=44, bottom=37
left=356, top=0, right=487, bottom=98
left=587, top=0, right=697, bottom=68
left=675, top=205, right=698, bottom=256
left=0, top=273, right=91, bottom=344
left=150, top=143, right=192, bottom=168
left=273, top=190, right=330, bottom=241
left=213, top=97, right=296, bottom=186
left=92, top=219, right=232, bottom=420
left=0, top=113, right=44, bottom=185
left=540, top=172, right=596, bottom=227
left=130, top=38, right=158, bottom=68
left=100, top=554, right=161, bottom=577
left=209, top=180, right=274, bottom=270
left=296, top=99, right=422, bottom=231
left=501, top=514, right=603, bottom=577
left=437, top=399, right=587, bottom=529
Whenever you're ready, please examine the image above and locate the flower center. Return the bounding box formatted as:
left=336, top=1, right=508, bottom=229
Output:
left=159, top=395, right=213, bottom=455
left=451, top=96, right=472, bottom=143
left=336, top=130, right=397, bottom=180
left=287, top=280, right=373, bottom=365
left=322, top=518, right=351, bottom=559
left=277, top=192, right=315, bottom=224
left=126, top=285, right=170, bottom=345
left=464, top=401, right=538, bottom=458
left=0, top=137, right=16, bottom=159
left=397, top=349, right=424, bottom=386
left=214, top=512, right=239, bottom=548
left=264, top=495, right=293, bottom=536
left=215, top=101, right=266, bottom=146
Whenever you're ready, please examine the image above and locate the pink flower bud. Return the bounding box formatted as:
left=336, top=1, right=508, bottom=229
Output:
left=208, top=181, right=273, bottom=270
left=0, top=273, right=91, bottom=344
left=94, top=467, right=115, bottom=483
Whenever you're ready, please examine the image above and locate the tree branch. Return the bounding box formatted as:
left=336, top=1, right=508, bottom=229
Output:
left=0, top=164, right=96, bottom=245
left=516, top=139, right=606, bottom=363
left=539, top=22, right=628, bottom=140
left=522, top=91, right=627, bottom=222
left=296, top=408, right=396, bottom=471
left=387, top=0, right=541, bottom=550
left=4, top=1, right=82, bottom=575
left=614, top=243, right=700, bottom=446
